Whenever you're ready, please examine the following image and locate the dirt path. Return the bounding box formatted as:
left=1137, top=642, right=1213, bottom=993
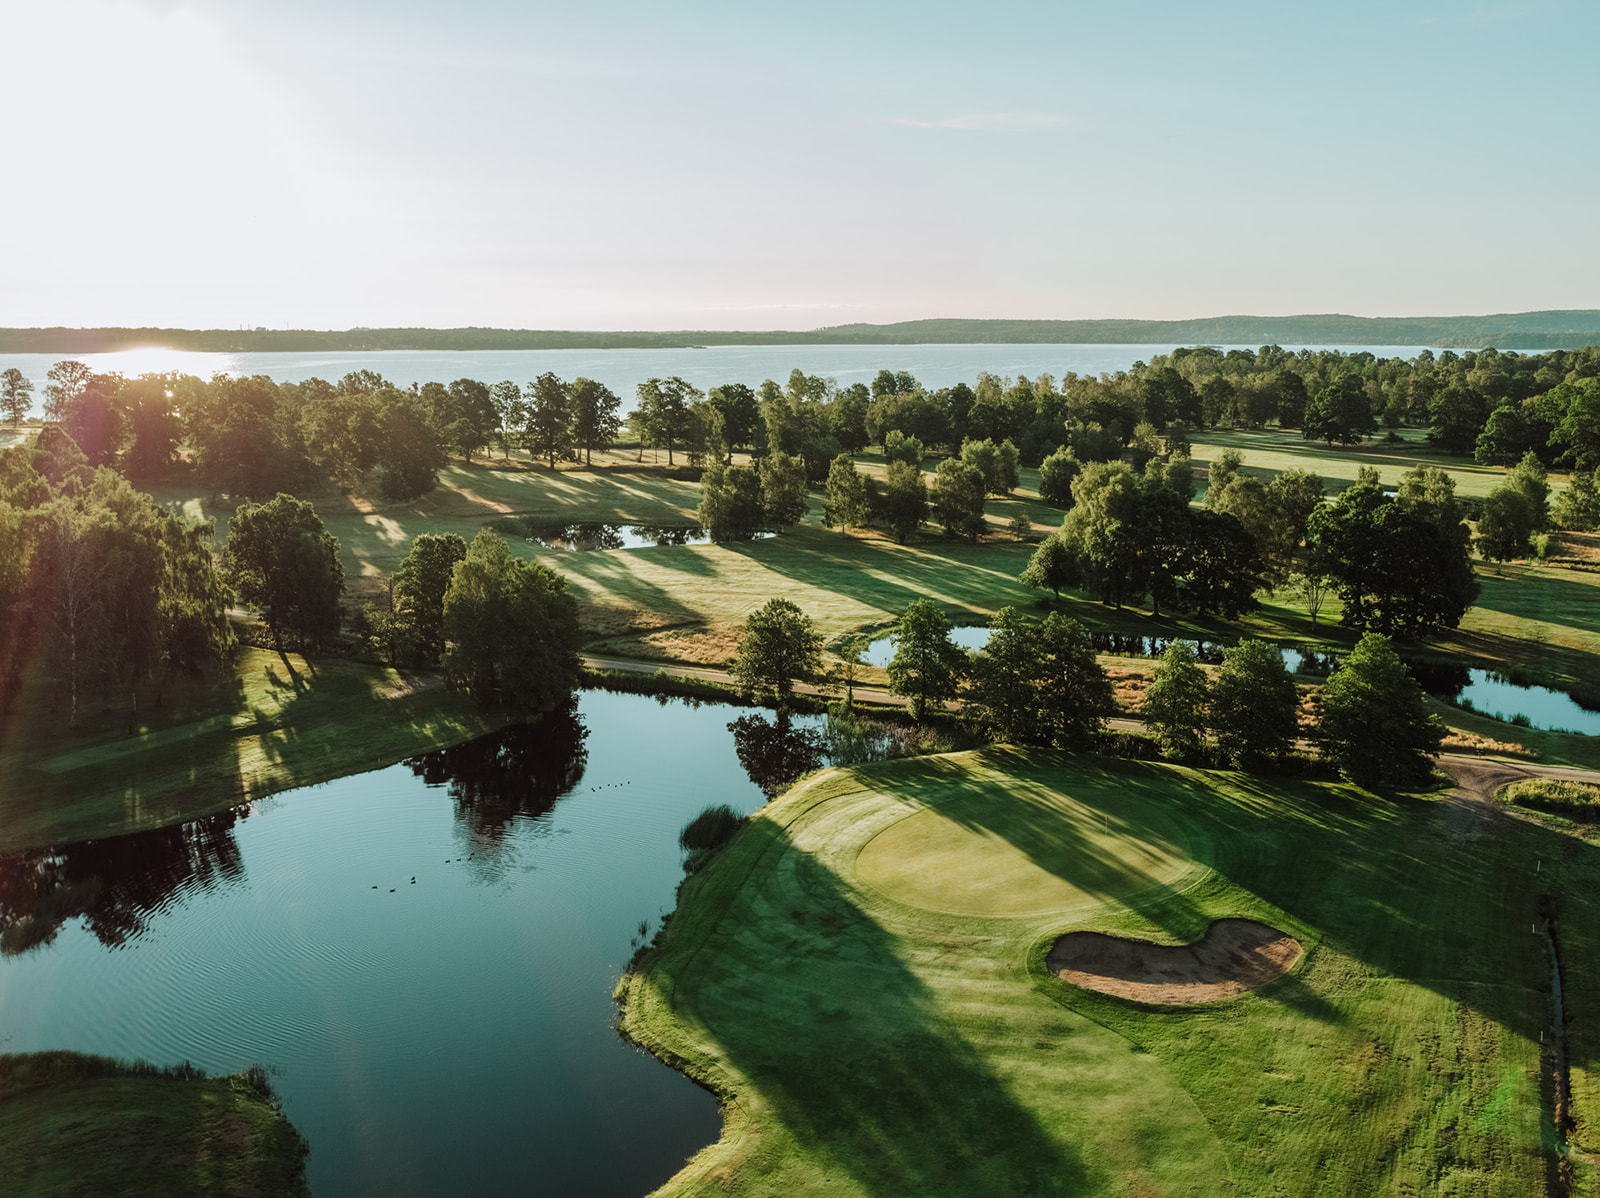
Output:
left=1436, top=755, right=1600, bottom=840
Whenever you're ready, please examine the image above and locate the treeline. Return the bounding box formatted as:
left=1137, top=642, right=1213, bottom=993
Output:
left=8, top=311, right=1600, bottom=352
left=0, top=431, right=233, bottom=723
left=732, top=596, right=1445, bottom=789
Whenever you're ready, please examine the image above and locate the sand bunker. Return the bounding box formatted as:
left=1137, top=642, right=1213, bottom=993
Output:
left=1047, top=918, right=1301, bottom=1004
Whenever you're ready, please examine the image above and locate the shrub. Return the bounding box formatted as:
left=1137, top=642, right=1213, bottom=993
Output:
left=680, top=804, right=744, bottom=852
left=1499, top=779, right=1600, bottom=820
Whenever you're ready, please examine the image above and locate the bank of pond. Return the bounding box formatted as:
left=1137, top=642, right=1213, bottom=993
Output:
left=859, top=627, right=1600, bottom=735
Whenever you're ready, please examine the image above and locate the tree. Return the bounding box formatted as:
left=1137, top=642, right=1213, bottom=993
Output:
left=1055, top=461, right=1142, bottom=608
left=729, top=597, right=821, bottom=707
left=883, top=430, right=924, bottom=467
left=886, top=599, right=966, bottom=720
left=1428, top=384, right=1489, bottom=456
left=705, top=383, right=761, bottom=456
left=1021, top=535, right=1077, bottom=600
left=1141, top=640, right=1209, bottom=758
left=823, top=454, right=869, bottom=532
left=373, top=391, right=447, bottom=500
left=933, top=457, right=986, bottom=541
left=877, top=460, right=927, bottom=543
left=441, top=530, right=581, bottom=712
left=488, top=381, right=524, bottom=459
left=960, top=437, right=1019, bottom=496
left=759, top=451, right=809, bottom=527
left=444, top=378, right=498, bottom=461
left=387, top=533, right=468, bottom=666
left=1303, top=375, right=1376, bottom=446
left=569, top=377, right=622, bottom=466
left=1209, top=639, right=1298, bottom=766
left=60, top=377, right=125, bottom=467
left=1548, top=378, right=1600, bottom=471
left=42, top=360, right=93, bottom=422
left=1307, top=472, right=1477, bottom=634
left=1553, top=470, right=1600, bottom=532
left=222, top=493, right=345, bottom=653
left=1035, top=613, right=1114, bottom=748
left=698, top=463, right=766, bottom=542
left=1, top=368, right=33, bottom=425
left=525, top=372, right=575, bottom=468
left=632, top=377, right=698, bottom=465
left=120, top=375, right=183, bottom=478
left=1037, top=447, right=1080, bottom=508
left=1318, top=632, right=1444, bottom=788
left=968, top=607, right=1048, bottom=743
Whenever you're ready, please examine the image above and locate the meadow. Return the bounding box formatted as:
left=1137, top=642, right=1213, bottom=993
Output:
left=621, top=749, right=1599, bottom=1197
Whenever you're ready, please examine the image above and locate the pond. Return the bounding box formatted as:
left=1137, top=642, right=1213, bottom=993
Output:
left=861, top=627, right=1238, bottom=669
left=0, top=691, right=830, bottom=1197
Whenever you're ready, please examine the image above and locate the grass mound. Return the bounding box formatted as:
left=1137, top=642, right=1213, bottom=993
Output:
left=1500, top=777, right=1600, bottom=820
left=0, top=1051, right=310, bottom=1197
left=623, top=748, right=1600, bottom=1196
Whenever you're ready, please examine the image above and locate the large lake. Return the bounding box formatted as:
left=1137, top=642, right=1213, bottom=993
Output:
left=0, top=343, right=1435, bottom=414
left=0, top=691, right=828, bottom=1197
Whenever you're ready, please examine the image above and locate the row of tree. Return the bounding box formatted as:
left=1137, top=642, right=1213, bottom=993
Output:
left=727, top=596, right=1443, bottom=787
left=0, top=430, right=233, bottom=723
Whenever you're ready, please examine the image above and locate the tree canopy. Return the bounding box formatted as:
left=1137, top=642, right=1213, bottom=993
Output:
left=729, top=598, right=822, bottom=707
left=441, top=530, right=581, bottom=712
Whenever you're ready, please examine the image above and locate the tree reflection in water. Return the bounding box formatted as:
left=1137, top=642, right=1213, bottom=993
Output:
left=727, top=712, right=827, bottom=798
left=0, top=810, right=247, bottom=957
left=405, top=701, right=589, bottom=856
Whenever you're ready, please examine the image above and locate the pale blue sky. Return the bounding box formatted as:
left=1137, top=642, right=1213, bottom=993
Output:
left=2, top=0, right=1594, bottom=329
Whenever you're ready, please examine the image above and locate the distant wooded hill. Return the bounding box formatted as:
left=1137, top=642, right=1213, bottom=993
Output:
left=3, top=311, right=1599, bottom=353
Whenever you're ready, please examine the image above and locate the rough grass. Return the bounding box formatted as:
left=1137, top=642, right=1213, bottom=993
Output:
left=0, top=646, right=506, bottom=852
left=1499, top=778, right=1600, bottom=820
left=0, top=1051, right=310, bottom=1197
left=623, top=749, right=1600, bottom=1197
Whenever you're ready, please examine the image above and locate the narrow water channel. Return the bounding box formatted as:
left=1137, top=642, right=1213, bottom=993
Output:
left=0, top=691, right=823, bottom=1197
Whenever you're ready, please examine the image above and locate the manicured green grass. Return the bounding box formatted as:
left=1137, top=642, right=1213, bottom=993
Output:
left=623, top=749, right=1600, bottom=1196
left=0, top=1052, right=309, bottom=1197
left=1184, top=427, right=1536, bottom=500
left=0, top=647, right=506, bottom=852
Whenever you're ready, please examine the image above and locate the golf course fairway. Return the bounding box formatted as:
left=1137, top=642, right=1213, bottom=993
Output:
left=621, top=748, right=1600, bottom=1197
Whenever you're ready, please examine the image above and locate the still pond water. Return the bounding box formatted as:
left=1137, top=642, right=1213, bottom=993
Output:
left=0, top=691, right=829, bottom=1197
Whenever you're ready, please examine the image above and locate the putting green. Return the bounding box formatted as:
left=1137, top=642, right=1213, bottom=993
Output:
left=853, top=780, right=1199, bottom=918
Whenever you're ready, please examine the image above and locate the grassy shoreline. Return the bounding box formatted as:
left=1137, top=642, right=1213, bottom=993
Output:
left=0, top=1051, right=311, bottom=1197
left=0, top=646, right=509, bottom=853
left=620, top=749, right=1599, bottom=1196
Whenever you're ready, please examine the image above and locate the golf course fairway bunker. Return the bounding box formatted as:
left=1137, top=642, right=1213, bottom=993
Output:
left=1048, top=918, right=1302, bottom=1004
left=854, top=779, right=1199, bottom=918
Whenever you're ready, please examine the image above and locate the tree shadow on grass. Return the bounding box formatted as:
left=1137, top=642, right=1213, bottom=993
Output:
left=651, top=816, right=1094, bottom=1196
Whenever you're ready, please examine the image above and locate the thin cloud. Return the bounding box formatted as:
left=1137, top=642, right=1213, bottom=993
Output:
left=888, top=111, right=1073, bottom=132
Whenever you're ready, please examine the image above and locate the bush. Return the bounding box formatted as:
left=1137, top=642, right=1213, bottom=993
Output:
left=1499, top=779, right=1600, bottom=821
left=680, top=804, right=744, bottom=852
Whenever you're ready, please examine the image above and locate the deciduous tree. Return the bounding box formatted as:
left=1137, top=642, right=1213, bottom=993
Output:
left=1318, top=632, right=1444, bottom=788
left=886, top=599, right=966, bottom=721
left=222, top=493, right=345, bottom=653
left=441, top=530, right=581, bottom=712
left=1209, top=639, right=1298, bottom=765
left=729, top=597, right=822, bottom=707
left=1140, top=640, right=1209, bottom=758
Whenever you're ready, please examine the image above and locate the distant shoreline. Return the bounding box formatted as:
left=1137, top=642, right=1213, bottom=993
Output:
left=4, top=310, right=1600, bottom=354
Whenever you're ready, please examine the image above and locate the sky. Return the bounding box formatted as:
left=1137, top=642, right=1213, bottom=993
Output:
left=1, top=0, right=1596, bottom=330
